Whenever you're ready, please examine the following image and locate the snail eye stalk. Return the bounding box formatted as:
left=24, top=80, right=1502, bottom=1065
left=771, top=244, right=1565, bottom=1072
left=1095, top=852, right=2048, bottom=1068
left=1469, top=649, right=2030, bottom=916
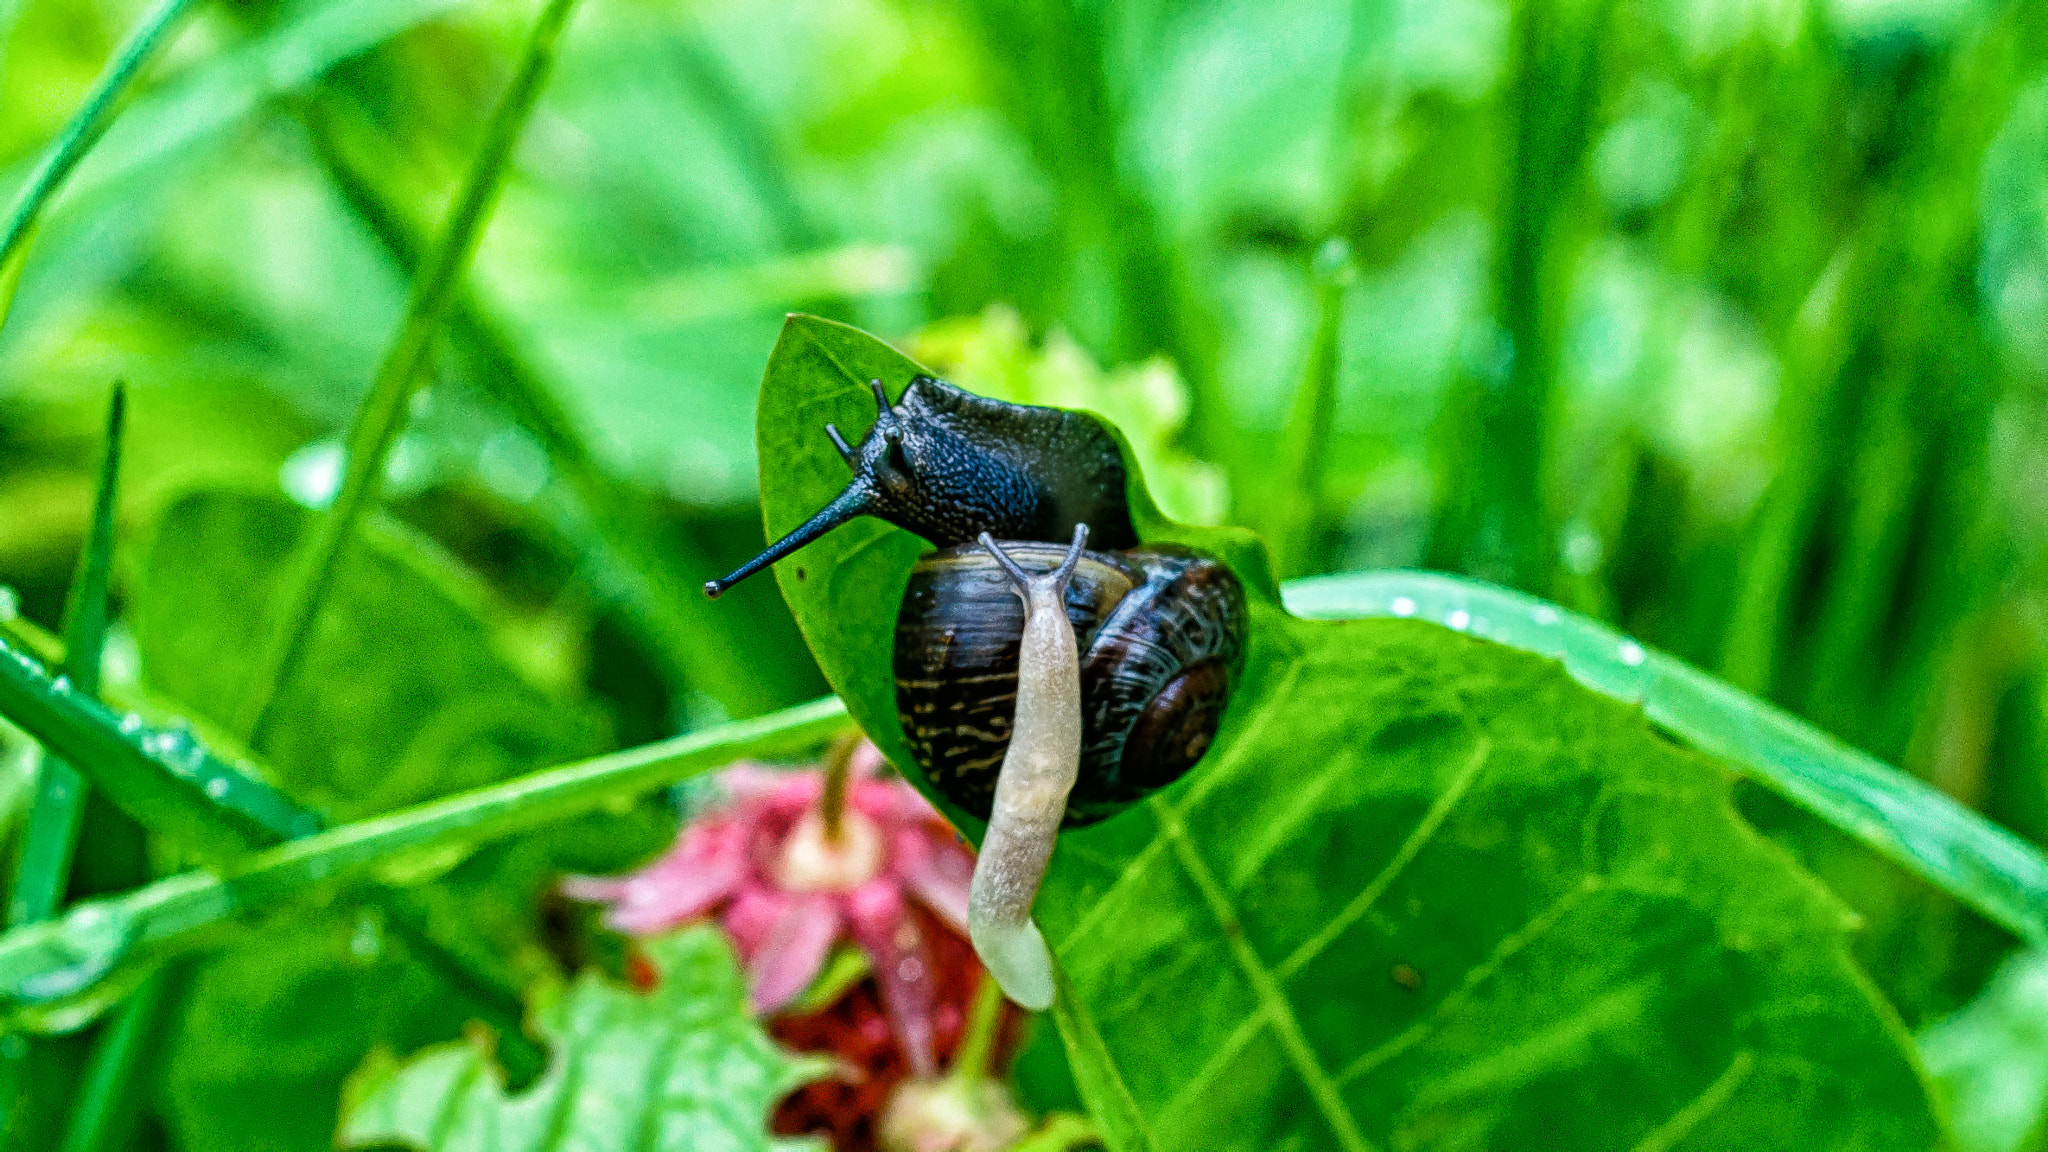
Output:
left=825, top=423, right=855, bottom=465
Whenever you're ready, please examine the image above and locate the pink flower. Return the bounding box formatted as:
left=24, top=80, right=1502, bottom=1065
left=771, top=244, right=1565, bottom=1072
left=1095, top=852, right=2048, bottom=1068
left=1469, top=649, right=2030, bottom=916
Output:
left=563, top=743, right=975, bottom=1074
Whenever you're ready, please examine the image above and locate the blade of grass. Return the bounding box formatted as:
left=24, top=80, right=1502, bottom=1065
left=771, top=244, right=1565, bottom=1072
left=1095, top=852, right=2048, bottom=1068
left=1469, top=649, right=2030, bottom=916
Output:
left=236, top=0, right=584, bottom=746
left=53, top=960, right=184, bottom=1152
left=0, top=0, right=199, bottom=305
left=8, top=385, right=123, bottom=928
left=0, top=615, right=544, bottom=1074
left=0, top=695, right=847, bottom=1028
left=1283, top=570, right=2048, bottom=947
left=298, top=95, right=816, bottom=716
left=0, top=387, right=121, bottom=1152
left=0, top=634, right=315, bottom=859
left=0, top=219, right=25, bottom=334
left=1266, top=240, right=1354, bottom=579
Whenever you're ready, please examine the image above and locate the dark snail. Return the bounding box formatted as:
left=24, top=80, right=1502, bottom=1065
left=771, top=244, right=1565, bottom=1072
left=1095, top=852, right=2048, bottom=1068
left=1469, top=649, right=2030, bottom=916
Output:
left=708, top=373, right=1248, bottom=1007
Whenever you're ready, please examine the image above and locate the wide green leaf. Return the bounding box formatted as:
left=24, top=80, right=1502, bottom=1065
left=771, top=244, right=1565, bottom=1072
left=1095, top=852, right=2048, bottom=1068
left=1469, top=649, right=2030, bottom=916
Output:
left=136, top=488, right=601, bottom=820
left=1284, top=571, right=2048, bottom=949
left=753, top=316, right=1941, bottom=1149
left=339, top=925, right=829, bottom=1152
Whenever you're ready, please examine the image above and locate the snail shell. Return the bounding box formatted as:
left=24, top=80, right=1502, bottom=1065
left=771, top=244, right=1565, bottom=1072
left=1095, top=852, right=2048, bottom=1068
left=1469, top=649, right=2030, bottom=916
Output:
left=895, top=539, right=1247, bottom=826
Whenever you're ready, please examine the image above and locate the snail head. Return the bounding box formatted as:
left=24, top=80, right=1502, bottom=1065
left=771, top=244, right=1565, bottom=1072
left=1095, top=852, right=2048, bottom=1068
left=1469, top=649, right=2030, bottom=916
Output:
left=706, top=376, right=1045, bottom=597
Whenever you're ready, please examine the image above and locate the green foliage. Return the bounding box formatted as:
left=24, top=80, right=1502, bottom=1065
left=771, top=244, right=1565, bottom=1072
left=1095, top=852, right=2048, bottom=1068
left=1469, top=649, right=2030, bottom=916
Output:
left=1286, top=571, right=2048, bottom=949
left=138, top=489, right=600, bottom=818
left=0, top=695, right=848, bottom=1033
left=757, top=317, right=1940, bottom=1147
left=1922, top=949, right=2048, bottom=1152
left=3, top=0, right=2048, bottom=1144
left=339, top=925, right=829, bottom=1152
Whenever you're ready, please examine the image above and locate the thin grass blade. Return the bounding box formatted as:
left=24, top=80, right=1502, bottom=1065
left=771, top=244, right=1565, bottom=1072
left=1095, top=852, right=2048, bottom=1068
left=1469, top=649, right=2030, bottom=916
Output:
left=0, top=0, right=199, bottom=292
left=301, top=104, right=810, bottom=716
left=0, top=634, right=316, bottom=859
left=8, top=385, right=124, bottom=929
left=1283, top=569, right=2048, bottom=947
left=1266, top=240, right=1353, bottom=578
left=236, top=0, right=585, bottom=745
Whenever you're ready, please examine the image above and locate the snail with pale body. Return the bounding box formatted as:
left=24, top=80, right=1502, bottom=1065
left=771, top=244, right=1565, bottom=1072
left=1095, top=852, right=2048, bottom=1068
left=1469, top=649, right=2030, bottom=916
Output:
left=708, top=376, right=1247, bottom=1009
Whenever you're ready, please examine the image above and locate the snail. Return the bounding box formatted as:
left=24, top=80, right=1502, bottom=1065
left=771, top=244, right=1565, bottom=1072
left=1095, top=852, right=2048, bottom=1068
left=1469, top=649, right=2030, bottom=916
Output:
left=709, top=375, right=1248, bottom=1008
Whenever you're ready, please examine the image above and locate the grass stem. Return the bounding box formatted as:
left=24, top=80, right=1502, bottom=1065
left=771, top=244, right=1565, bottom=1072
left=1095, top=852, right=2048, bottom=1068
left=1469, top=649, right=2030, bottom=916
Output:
left=236, top=0, right=586, bottom=746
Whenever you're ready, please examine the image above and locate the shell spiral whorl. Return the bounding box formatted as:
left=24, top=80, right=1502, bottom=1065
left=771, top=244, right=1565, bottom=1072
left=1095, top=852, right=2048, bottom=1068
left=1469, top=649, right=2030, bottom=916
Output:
left=894, top=540, right=1247, bottom=825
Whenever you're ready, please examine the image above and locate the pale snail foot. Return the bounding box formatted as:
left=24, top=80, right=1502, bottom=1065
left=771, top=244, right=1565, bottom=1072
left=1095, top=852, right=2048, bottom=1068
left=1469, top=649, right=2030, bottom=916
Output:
left=970, top=916, right=1056, bottom=1011
left=963, top=523, right=1087, bottom=1011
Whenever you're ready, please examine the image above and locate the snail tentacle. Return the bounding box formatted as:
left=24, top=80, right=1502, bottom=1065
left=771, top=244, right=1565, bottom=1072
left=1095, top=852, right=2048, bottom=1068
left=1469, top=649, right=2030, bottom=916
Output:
left=825, top=423, right=856, bottom=465
left=965, top=524, right=1089, bottom=1010
left=704, top=481, right=874, bottom=597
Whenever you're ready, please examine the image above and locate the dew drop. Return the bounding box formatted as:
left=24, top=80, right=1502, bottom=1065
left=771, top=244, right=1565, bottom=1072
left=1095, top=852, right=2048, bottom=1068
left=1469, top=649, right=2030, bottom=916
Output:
left=350, top=913, right=383, bottom=959
left=118, top=712, right=144, bottom=735
left=1617, top=640, right=1647, bottom=667
left=1532, top=605, right=1560, bottom=626
left=145, top=724, right=204, bottom=775
left=49, top=674, right=70, bottom=694
left=1390, top=596, right=1417, bottom=618
left=897, top=956, right=925, bottom=983
left=1446, top=609, right=1470, bottom=631
left=204, top=777, right=230, bottom=800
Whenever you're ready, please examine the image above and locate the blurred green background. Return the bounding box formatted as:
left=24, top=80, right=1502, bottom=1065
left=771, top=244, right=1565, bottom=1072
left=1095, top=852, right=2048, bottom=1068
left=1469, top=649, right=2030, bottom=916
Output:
left=6, top=0, right=2048, bottom=1145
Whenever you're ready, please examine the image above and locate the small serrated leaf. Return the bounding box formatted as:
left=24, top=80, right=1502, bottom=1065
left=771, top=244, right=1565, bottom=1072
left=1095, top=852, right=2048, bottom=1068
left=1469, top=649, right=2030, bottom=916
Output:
left=339, top=925, right=830, bottom=1152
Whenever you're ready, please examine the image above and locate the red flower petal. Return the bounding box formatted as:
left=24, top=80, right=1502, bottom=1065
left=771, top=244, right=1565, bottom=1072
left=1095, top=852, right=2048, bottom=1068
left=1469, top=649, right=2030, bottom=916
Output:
left=893, top=828, right=972, bottom=937
left=749, top=892, right=845, bottom=1014
left=846, top=881, right=938, bottom=1076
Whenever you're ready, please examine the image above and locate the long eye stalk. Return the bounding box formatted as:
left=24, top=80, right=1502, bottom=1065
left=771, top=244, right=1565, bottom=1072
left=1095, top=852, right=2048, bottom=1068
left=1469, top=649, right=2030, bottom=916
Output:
left=966, top=523, right=1088, bottom=1010
left=704, top=482, right=873, bottom=597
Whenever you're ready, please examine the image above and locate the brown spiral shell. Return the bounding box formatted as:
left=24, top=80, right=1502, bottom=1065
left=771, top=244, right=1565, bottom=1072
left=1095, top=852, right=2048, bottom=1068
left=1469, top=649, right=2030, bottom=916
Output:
left=893, top=539, right=1247, bottom=826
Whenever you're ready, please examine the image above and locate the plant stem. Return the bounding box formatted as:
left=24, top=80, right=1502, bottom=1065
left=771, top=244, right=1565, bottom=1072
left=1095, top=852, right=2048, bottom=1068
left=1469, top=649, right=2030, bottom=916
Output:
left=0, top=0, right=199, bottom=296
left=949, top=970, right=1006, bottom=1083
left=818, top=734, right=855, bottom=843
left=236, top=0, right=585, bottom=747
left=0, top=696, right=849, bottom=1027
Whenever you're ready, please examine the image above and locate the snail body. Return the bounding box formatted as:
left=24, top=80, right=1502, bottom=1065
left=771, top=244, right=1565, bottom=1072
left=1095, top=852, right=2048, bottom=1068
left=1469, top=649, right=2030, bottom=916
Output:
left=709, top=372, right=1249, bottom=1006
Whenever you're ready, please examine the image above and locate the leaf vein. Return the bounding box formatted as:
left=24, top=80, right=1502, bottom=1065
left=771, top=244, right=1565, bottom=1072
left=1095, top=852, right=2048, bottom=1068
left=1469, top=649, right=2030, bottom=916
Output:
left=1629, top=1049, right=1757, bottom=1152
left=1338, top=880, right=1598, bottom=1086
left=1158, top=804, right=1382, bottom=1152
left=1276, top=734, right=1494, bottom=981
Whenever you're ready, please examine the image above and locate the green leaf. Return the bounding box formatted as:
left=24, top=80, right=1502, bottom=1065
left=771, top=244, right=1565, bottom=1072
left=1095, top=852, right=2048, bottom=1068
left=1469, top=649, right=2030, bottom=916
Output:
left=1285, top=571, right=2048, bottom=950
left=1920, top=948, right=2048, bottom=1152
left=137, top=488, right=599, bottom=819
left=755, top=318, right=1941, bottom=1148
left=339, top=925, right=829, bottom=1152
